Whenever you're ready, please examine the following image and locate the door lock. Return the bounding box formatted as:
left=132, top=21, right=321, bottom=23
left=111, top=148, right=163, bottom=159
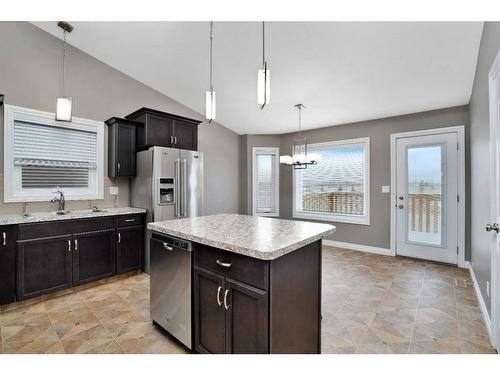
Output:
left=486, top=223, right=499, bottom=233
left=398, top=204, right=404, bottom=209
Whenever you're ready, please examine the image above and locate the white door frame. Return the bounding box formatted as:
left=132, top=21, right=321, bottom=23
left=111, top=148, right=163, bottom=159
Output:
left=390, top=126, right=466, bottom=267
left=488, top=47, right=500, bottom=351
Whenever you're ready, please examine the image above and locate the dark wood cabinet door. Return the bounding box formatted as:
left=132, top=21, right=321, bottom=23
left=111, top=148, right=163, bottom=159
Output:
left=73, top=230, right=115, bottom=286
left=17, top=235, right=73, bottom=301
left=225, top=278, right=268, bottom=354
left=0, top=226, right=17, bottom=304
left=173, top=120, right=197, bottom=150
left=194, top=267, right=226, bottom=354
left=147, top=114, right=174, bottom=148
left=115, top=123, right=136, bottom=177
left=117, top=225, right=144, bottom=274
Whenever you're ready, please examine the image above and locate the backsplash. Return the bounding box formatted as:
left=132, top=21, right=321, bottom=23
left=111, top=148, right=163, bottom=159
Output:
left=0, top=174, right=131, bottom=215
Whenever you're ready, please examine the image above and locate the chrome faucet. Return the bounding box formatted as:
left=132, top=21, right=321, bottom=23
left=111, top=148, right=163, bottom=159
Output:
left=51, top=190, right=66, bottom=212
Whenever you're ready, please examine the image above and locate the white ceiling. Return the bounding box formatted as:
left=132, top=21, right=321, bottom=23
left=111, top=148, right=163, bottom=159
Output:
left=32, top=22, right=483, bottom=135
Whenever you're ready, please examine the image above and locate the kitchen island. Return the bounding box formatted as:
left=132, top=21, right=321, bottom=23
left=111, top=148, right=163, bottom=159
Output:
left=148, top=214, right=335, bottom=354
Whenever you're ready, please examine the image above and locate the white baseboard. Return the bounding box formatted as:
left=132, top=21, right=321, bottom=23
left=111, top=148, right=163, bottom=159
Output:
left=322, top=239, right=394, bottom=256
left=465, top=261, right=493, bottom=345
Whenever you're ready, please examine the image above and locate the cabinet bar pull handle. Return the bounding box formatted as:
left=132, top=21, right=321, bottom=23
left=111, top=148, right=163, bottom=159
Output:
left=118, top=233, right=121, bottom=243
left=175, top=136, right=178, bottom=144
left=162, top=243, right=173, bottom=251
left=2, top=232, right=6, bottom=246
left=216, top=260, right=232, bottom=268
left=67, top=240, right=71, bottom=252
left=74, top=239, right=78, bottom=251
left=125, top=218, right=135, bottom=222
left=170, top=135, right=174, bottom=144
left=223, top=289, right=230, bottom=310
left=117, top=162, right=121, bottom=173
left=216, top=286, right=223, bottom=307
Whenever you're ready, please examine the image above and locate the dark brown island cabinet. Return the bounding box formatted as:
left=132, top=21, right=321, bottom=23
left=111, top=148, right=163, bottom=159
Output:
left=0, top=213, right=145, bottom=304
left=193, top=240, right=322, bottom=354
left=125, top=107, right=202, bottom=151
left=105, top=117, right=140, bottom=178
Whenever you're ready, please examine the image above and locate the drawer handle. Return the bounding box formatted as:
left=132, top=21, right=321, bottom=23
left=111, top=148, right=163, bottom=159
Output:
left=216, top=286, right=223, bottom=307
left=163, top=243, right=174, bottom=251
left=2, top=232, right=6, bottom=246
left=216, top=260, right=232, bottom=268
left=125, top=218, right=136, bottom=222
left=223, top=289, right=230, bottom=310
left=118, top=233, right=121, bottom=243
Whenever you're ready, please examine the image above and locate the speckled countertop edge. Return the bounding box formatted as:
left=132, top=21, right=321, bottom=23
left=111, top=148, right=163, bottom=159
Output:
left=148, top=214, right=336, bottom=260
left=0, top=207, right=146, bottom=226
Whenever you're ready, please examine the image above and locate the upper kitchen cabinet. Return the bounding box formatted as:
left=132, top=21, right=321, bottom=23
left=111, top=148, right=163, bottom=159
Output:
left=125, top=107, right=202, bottom=151
left=105, top=117, right=140, bottom=178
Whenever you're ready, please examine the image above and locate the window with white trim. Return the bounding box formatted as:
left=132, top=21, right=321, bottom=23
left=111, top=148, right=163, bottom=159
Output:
left=293, top=137, right=370, bottom=225
left=252, top=147, right=279, bottom=217
left=3, top=105, right=104, bottom=202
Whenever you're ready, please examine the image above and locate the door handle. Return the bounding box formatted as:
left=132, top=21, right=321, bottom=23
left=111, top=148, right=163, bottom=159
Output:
left=2, top=232, right=6, bottom=246
left=223, top=289, right=230, bottom=310
left=117, top=162, right=121, bottom=173
left=67, top=239, right=71, bottom=252
left=182, top=159, right=187, bottom=217
left=486, top=223, right=499, bottom=233
left=216, top=260, right=232, bottom=268
left=174, top=159, right=181, bottom=218
left=162, top=242, right=174, bottom=251
left=216, top=286, right=223, bottom=307
left=74, top=239, right=78, bottom=251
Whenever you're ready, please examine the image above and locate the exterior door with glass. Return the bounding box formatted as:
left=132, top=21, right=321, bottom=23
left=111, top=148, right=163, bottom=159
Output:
left=395, top=133, right=458, bottom=264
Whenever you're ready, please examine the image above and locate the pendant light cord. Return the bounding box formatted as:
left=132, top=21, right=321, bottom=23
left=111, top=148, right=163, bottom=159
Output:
left=209, top=21, right=213, bottom=93
left=62, top=29, right=67, bottom=97
left=262, top=21, right=265, bottom=67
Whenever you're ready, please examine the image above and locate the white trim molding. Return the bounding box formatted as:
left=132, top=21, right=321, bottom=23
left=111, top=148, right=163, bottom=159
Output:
left=390, top=126, right=466, bottom=267
left=466, top=261, right=493, bottom=345
left=3, top=104, right=105, bottom=203
left=252, top=146, right=280, bottom=217
left=292, top=137, right=370, bottom=225
left=322, top=239, right=393, bottom=257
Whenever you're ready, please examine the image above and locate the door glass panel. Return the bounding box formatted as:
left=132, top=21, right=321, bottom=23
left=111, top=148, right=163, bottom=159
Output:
left=406, top=144, right=445, bottom=247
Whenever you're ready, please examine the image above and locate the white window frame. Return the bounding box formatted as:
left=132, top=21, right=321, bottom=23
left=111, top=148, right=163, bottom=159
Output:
left=3, top=104, right=104, bottom=202
left=252, top=146, right=280, bottom=217
left=293, top=137, right=370, bottom=225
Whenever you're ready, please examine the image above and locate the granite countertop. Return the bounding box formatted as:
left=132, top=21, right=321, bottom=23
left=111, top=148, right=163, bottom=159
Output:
left=148, top=214, right=335, bottom=260
left=0, top=207, right=146, bottom=226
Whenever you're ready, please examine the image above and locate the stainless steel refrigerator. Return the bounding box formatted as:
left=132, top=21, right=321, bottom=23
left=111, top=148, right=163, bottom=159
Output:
left=131, top=146, right=204, bottom=274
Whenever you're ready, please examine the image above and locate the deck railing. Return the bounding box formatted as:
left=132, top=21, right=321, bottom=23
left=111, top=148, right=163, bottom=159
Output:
left=408, top=193, right=441, bottom=233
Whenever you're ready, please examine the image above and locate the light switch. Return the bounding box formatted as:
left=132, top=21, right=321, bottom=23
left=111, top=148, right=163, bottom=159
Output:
left=381, top=185, right=390, bottom=193
left=109, top=186, right=119, bottom=195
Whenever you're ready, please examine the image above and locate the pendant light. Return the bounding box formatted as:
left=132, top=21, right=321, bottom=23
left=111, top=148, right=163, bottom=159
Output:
left=280, top=104, right=321, bottom=169
left=56, top=21, right=73, bottom=122
left=257, top=21, right=270, bottom=109
left=205, top=21, right=216, bottom=123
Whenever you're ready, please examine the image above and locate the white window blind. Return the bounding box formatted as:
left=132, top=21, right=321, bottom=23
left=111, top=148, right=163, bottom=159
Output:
left=252, top=147, right=279, bottom=217
left=294, top=138, right=370, bottom=225
left=14, top=120, right=97, bottom=188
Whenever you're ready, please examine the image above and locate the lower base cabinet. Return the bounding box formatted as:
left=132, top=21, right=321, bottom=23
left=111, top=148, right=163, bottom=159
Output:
left=17, top=235, right=73, bottom=300
left=73, top=229, right=116, bottom=286
left=117, top=225, right=144, bottom=274
left=0, top=226, right=18, bottom=305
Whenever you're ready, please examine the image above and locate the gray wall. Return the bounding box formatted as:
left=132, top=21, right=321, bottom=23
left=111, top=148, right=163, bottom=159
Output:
left=238, top=106, right=470, bottom=253
left=280, top=106, right=470, bottom=251
left=469, top=22, right=500, bottom=315
left=0, top=22, right=240, bottom=216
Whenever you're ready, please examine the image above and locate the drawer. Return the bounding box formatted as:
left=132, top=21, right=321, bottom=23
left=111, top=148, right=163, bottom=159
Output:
left=194, top=243, right=268, bottom=290
left=116, top=214, right=144, bottom=227
left=18, top=217, right=115, bottom=240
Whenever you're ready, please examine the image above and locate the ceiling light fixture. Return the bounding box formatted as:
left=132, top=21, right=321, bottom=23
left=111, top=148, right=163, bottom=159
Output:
left=205, top=21, right=216, bottom=123
left=56, top=21, right=73, bottom=122
left=280, top=104, right=321, bottom=169
left=257, top=21, right=270, bottom=109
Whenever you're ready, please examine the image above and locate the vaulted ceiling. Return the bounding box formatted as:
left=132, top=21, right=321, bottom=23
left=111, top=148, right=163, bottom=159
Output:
left=32, top=22, right=483, bottom=135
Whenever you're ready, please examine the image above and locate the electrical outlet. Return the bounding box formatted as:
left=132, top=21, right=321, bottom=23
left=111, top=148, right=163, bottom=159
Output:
left=109, top=186, right=119, bottom=195
left=381, top=185, right=390, bottom=193
left=486, top=281, right=490, bottom=297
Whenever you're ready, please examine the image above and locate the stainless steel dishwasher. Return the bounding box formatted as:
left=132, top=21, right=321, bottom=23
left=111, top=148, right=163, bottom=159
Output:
left=150, top=232, right=192, bottom=349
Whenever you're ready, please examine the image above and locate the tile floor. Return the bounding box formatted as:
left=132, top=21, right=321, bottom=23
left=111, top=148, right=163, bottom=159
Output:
left=0, top=246, right=496, bottom=354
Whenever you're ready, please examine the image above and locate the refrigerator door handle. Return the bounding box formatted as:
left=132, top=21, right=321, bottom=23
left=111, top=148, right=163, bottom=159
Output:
left=182, top=159, right=187, bottom=217
left=174, top=158, right=181, bottom=218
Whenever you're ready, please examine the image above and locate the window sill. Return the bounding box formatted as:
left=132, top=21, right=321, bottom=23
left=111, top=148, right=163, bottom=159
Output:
left=293, top=212, right=370, bottom=226
left=254, top=212, right=280, bottom=218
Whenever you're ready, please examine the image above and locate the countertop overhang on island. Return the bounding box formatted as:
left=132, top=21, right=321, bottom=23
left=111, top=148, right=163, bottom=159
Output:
left=148, top=214, right=336, bottom=260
